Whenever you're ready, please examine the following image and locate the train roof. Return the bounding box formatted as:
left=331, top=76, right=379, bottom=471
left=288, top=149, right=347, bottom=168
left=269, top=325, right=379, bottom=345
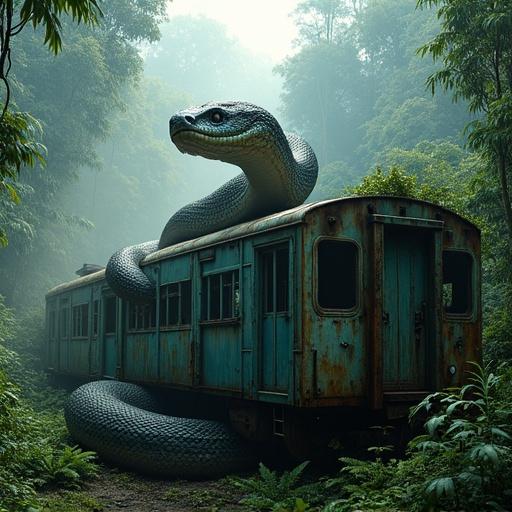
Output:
left=46, top=196, right=479, bottom=297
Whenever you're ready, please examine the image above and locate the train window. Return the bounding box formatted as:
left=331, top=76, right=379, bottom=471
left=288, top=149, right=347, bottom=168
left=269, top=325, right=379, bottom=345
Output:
left=128, top=300, right=156, bottom=331
left=92, top=300, right=99, bottom=337
left=59, top=300, right=69, bottom=339
left=104, top=296, right=117, bottom=334
left=48, top=309, right=57, bottom=340
left=262, top=246, right=289, bottom=314
left=317, top=239, right=358, bottom=311
left=71, top=303, right=89, bottom=338
left=201, top=270, right=240, bottom=321
left=160, top=280, right=192, bottom=327
left=443, top=251, right=473, bottom=315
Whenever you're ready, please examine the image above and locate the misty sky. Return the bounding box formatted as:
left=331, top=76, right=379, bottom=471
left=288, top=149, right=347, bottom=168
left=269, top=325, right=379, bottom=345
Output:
left=167, top=0, right=300, bottom=62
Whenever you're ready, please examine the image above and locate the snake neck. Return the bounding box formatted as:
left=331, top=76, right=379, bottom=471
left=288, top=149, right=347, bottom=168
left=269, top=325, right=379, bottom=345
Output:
left=233, top=131, right=317, bottom=210
left=159, top=129, right=317, bottom=250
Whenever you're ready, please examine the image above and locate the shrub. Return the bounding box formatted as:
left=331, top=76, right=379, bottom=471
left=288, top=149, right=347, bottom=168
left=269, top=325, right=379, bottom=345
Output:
left=230, top=461, right=320, bottom=511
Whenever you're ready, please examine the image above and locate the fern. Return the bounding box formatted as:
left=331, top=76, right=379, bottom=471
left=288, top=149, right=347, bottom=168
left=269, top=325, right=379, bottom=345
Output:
left=230, top=461, right=311, bottom=511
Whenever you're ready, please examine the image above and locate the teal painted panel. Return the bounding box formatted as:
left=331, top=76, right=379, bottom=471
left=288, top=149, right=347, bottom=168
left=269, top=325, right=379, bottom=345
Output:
left=125, top=333, right=158, bottom=381
left=59, top=340, right=69, bottom=372
left=201, top=243, right=240, bottom=275
left=160, top=330, right=193, bottom=386
left=383, top=229, right=429, bottom=389
left=259, top=243, right=292, bottom=393
left=103, top=334, right=117, bottom=378
left=48, top=339, right=58, bottom=369
left=68, top=339, right=89, bottom=375
left=200, top=325, right=240, bottom=390
left=160, top=254, right=191, bottom=284
left=314, top=317, right=363, bottom=398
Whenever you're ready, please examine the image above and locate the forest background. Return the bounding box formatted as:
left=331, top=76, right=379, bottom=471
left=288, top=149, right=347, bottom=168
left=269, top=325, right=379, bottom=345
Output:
left=1, top=0, right=510, bottom=355
left=0, top=0, right=512, bottom=511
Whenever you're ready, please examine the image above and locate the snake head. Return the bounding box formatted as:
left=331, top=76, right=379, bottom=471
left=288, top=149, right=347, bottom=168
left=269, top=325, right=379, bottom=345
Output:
left=169, top=101, right=286, bottom=162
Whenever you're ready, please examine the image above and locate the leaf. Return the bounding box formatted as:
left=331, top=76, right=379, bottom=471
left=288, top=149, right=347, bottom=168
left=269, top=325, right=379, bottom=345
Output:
left=470, top=444, right=500, bottom=465
left=425, top=414, right=446, bottom=436
left=426, top=477, right=455, bottom=499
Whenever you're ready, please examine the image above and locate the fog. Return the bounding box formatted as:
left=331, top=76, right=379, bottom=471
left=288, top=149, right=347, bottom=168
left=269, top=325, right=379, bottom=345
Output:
left=0, top=0, right=471, bottom=305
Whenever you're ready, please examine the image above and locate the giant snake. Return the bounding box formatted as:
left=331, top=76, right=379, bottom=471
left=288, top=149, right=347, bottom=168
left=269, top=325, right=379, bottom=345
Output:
left=65, top=102, right=318, bottom=477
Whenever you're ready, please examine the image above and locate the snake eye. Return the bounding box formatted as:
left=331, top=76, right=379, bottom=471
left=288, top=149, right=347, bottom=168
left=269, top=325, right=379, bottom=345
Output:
left=210, top=111, right=223, bottom=124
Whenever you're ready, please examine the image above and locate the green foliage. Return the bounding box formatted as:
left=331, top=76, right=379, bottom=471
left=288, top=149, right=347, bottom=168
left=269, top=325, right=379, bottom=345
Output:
left=321, top=363, right=512, bottom=511
left=0, top=109, right=45, bottom=245
left=230, top=461, right=318, bottom=511
left=417, top=0, right=512, bottom=245
left=18, top=0, right=102, bottom=54
left=0, top=298, right=97, bottom=511
left=347, top=165, right=461, bottom=213
left=37, top=446, right=97, bottom=489
left=38, top=491, right=103, bottom=512
left=409, top=362, right=512, bottom=511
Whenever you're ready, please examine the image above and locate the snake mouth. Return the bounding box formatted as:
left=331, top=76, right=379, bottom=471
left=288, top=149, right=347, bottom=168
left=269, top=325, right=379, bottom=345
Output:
left=171, top=129, right=254, bottom=157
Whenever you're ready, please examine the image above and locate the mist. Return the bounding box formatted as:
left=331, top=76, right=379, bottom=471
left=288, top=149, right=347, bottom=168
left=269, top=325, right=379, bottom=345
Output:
left=0, top=0, right=487, bottom=308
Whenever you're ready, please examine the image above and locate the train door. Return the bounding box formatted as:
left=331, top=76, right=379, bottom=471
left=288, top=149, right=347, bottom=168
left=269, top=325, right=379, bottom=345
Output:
left=259, top=243, right=292, bottom=393
left=382, top=228, right=431, bottom=390
left=102, top=294, right=118, bottom=378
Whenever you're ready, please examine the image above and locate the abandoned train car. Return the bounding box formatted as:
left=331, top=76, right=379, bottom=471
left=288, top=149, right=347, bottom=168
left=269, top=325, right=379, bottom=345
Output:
left=45, top=197, right=481, bottom=446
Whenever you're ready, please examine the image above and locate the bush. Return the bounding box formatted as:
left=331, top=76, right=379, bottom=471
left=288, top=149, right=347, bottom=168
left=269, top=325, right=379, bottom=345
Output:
left=323, top=362, right=512, bottom=512
left=230, top=461, right=323, bottom=511
left=0, top=297, right=98, bottom=511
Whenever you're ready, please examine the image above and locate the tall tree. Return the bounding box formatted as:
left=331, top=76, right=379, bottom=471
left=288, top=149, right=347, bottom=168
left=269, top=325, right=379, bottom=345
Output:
left=418, top=0, right=512, bottom=244
left=0, top=0, right=102, bottom=245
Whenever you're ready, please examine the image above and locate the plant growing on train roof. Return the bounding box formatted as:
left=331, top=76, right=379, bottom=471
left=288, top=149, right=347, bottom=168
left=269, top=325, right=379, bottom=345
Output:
left=409, top=362, right=512, bottom=511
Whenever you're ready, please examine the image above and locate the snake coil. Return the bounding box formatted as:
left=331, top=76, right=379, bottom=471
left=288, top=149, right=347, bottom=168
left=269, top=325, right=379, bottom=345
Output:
left=65, top=102, right=318, bottom=477
left=65, top=381, right=253, bottom=478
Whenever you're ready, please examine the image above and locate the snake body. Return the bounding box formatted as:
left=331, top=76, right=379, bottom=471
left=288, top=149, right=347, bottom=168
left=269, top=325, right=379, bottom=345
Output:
left=105, top=101, right=318, bottom=302
left=66, top=102, right=318, bottom=477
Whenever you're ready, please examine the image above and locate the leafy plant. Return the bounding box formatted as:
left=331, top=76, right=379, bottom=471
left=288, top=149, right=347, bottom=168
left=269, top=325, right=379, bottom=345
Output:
left=230, top=461, right=314, bottom=511
left=37, top=445, right=98, bottom=489
left=410, top=361, right=512, bottom=511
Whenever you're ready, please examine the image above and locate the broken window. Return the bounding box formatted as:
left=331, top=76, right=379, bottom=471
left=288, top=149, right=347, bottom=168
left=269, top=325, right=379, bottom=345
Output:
left=262, top=245, right=289, bottom=314
left=443, top=250, right=473, bottom=315
left=317, top=239, right=358, bottom=311
left=160, top=280, right=192, bottom=327
left=202, top=270, right=239, bottom=321
left=72, top=303, right=89, bottom=338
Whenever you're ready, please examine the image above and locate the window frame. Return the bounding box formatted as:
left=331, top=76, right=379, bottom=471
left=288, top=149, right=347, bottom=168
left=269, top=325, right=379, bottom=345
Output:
left=313, top=236, right=362, bottom=317
left=259, top=242, right=291, bottom=317
left=442, top=248, right=476, bottom=321
left=201, top=268, right=240, bottom=325
left=71, top=302, right=89, bottom=339
left=159, top=279, right=192, bottom=331
left=127, top=300, right=156, bottom=333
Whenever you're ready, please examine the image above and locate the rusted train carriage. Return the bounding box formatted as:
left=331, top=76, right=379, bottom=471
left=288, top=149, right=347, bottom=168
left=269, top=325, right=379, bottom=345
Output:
left=45, top=197, right=481, bottom=446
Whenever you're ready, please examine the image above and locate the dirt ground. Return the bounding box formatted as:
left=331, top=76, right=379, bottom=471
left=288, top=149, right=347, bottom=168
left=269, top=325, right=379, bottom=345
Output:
left=91, top=467, right=249, bottom=512
left=40, top=465, right=250, bottom=512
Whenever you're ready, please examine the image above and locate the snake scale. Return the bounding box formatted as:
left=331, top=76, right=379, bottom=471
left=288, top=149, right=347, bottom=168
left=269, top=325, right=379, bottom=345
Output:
left=65, top=102, right=318, bottom=477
